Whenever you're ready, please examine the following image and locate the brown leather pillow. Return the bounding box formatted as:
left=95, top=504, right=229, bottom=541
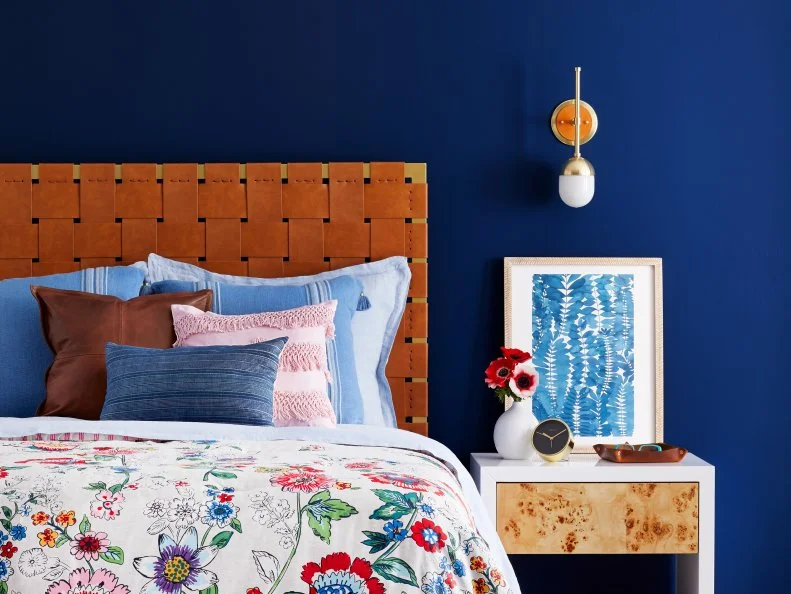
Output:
left=31, top=286, right=213, bottom=419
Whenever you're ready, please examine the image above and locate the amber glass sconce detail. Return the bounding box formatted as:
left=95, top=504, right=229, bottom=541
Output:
left=550, top=67, right=598, bottom=208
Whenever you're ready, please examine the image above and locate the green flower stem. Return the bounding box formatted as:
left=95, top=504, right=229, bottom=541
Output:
left=375, top=507, right=418, bottom=564
left=45, top=521, right=72, bottom=540
left=200, top=526, right=212, bottom=547
left=267, top=492, right=302, bottom=594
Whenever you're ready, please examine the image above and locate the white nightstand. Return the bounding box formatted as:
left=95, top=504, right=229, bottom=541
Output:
left=471, top=453, right=714, bottom=594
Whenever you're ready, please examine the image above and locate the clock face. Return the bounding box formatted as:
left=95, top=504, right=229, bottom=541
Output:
left=532, top=419, right=571, bottom=456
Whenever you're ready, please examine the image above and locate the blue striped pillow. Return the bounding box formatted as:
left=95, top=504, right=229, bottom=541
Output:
left=101, top=338, right=287, bottom=425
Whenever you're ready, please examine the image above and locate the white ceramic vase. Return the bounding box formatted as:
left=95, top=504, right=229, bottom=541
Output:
left=493, top=398, right=540, bottom=460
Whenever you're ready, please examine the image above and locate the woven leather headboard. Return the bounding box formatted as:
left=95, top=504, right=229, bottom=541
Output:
left=0, top=162, right=428, bottom=434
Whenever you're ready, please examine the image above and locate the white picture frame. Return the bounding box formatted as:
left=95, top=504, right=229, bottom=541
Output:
left=504, top=257, right=664, bottom=454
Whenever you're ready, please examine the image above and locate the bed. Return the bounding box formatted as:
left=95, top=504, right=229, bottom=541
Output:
left=0, top=163, right=518, bottom=594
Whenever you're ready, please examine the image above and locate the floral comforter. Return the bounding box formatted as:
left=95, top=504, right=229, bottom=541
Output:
left=0, top=433, right=513, bottom=594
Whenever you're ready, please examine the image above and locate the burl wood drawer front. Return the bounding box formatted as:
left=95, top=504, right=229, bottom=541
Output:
left=497, top=482, right=698, bottom=554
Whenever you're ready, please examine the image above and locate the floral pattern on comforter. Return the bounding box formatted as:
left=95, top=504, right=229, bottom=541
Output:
left=0, top=439, right=511, bottom=594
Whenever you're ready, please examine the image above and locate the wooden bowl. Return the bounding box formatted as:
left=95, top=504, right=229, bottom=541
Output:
left=593, top=443, right=687, bottom=463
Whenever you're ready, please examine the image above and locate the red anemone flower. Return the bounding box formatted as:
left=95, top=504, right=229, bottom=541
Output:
left=509, top=361, right=539, bottom=398
left=484, top=358, right=515, bottom=388
left=500, top=347, right=532, bottom=363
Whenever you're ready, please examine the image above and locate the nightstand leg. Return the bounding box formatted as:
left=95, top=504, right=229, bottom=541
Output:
left=676, top=473, right=715, bottom=594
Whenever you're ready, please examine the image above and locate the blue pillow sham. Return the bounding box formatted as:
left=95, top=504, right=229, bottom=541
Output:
left=146, top=275, right=364, bottom=423
left=0, top=266, right=146, bottom=417
left=101, top=338, right=287, bottom=425
left=145, top=254, right=410, bottom=427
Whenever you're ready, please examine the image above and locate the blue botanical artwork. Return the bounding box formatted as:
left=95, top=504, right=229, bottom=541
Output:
left=531, top=273, right=635, bottom=437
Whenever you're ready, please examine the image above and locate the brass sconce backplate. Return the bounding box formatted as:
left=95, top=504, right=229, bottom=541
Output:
left=550, top=99, right=598, bottom=146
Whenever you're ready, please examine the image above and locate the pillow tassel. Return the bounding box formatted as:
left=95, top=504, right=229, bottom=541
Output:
left=356, top=292, right=371, bottom=311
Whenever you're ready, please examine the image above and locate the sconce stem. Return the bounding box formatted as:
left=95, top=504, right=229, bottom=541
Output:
left=574, top=66, right=581, bottom=158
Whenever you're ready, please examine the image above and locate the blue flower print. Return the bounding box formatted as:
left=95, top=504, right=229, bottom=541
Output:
left=439, top=557, right=451, bottom=572
left=419, top=503, right=435, bottom=518
left=9, top=525, right=26, bottom=541
left=383, top=519, right=407, bottom=542
left=0, top=532, right=7, bottom=544
left=0, top=559, right=11, bottom=582
left=421, top=572, right=451, bottom=594
left=200, top=500, right=238, bottom=528
left=452, top=559, right=466, bottom=577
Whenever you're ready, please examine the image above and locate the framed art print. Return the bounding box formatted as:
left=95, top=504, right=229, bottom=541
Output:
left=504, top=257, right=663, bottom=453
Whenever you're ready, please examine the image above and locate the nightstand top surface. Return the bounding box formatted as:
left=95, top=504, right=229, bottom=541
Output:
left=471, top=452, right=713, bottom=482
left=472, top=452, right=712, bottom=468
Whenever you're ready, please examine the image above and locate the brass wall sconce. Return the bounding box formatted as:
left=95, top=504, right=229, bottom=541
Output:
left=551, top=66, right=598, bottom=207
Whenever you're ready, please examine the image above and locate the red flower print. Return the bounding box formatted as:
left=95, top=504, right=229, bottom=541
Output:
left=175, top=480, right=189, bottom=487
left=218, top=493, right=234, bottom=502
left=470, top=556, right=487, bottom=572
left=335, top=482, right=351, bottom=490
left=127, top=484, right=138, bottom=490
left=271, top=470, right=334, bottom=494
left=411, top=518, right=447, bottom=553
left=70, top=531, right=110, bottom=561
left=444, top=573, right=457, bottom=589
left=484, top=358, right=515, bottom=388
left=490, top=568, right=506, bottom=587
left=500, top=347, right=532, bottom=363
left=0, top=542, right=17, bottom=558
left=301, top=553, right=384, bottom=594
left=473, top=578, right=490, bottom=594
left=31, top=511, right=50, bottom=525
left=247, top=589, right=263, bottom=594
left=0, top=468, right=7, bottom=479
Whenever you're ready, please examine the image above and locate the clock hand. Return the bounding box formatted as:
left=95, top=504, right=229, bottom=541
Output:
left=538, top=432, right=553, bottom=439
left=552, top=428, right=568, bottom=439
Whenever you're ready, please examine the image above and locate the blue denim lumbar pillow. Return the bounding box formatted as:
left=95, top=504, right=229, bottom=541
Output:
left=145, top=254, right=409, bottom=427
left=147, top=275, right=364, bottom=424
left=101, top=338, right=287, bottom=425
left=0, top=266, right=146, bottom=417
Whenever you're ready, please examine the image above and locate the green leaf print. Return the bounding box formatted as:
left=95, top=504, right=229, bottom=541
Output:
left=230, top=518, right=243, bottom=533
left=99, top=546, right=124, bottom=565
left=361, top=530, right=390, bottom=554
left=372, top=557, right=418, bottom=587
left=211, top=530, right=234, bottom=549
left=79, top=515, right=91, bottom=534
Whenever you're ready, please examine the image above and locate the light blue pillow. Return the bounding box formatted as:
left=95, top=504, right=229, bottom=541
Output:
left=147, top=275, right=365, bottom=424
left=101, top=339, right=286, bottom=425
left=145, top=254, right=410, bottom=427
left=0, top=266, right=146, bottom=417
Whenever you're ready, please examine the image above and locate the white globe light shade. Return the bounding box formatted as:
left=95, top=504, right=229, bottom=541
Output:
left=558, top=174, right=595, bottom=208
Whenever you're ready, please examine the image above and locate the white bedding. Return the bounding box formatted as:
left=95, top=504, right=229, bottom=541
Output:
left=0, top=418, right=519, bottom=594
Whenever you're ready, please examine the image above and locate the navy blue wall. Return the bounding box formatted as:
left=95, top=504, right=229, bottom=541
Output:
left=1, top=1, right=788, bottom=591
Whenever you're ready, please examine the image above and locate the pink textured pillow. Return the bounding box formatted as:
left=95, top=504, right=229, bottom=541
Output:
left=171, top=301, right=338, bottom=427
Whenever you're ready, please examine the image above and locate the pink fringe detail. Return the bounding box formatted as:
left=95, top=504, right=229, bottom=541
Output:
left=274, top=390, right=337, bottom=426
left=173, top=300, right=337, bottom=346
left=266, top=341, right=329, bottom=375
